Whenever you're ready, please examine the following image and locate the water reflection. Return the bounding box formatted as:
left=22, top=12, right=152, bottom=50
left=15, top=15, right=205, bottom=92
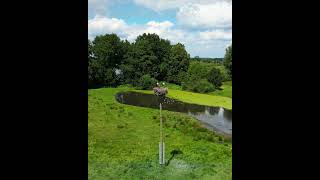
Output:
left=115, top=92, right=232, bottom=136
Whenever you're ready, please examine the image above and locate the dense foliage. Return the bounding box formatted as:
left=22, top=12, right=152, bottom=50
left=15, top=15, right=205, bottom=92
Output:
left=181, top=61, right=224, bottom=93
left=182, top=79, right=215, bottom=93
left=191, top=57, right=224, bottom=64
left=88, top=33, right=190, bottom=88
left=88, top=34, right=125, bottom=88
left=137, top=74, right=157, bottom=90
left=208, top=67, right=224, bottom=89
left=88, top=33, right=232, bottom=93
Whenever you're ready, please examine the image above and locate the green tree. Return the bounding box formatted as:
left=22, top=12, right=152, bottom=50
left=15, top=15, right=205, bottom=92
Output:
left=88, top=33, right=192, bottom=88
left=88, top=34, right=127, bottom=88
left=224, top=45, right=232, bottom=79
left=92, top=33, right=125, bottom=68
left=166, top=43, right=190, bottom=84
left=187, top=61, right=212, bottom=80
left=137, top=74, right=157, bottom=90
left=134, top=33, right=171, bottom=80
left=88, top=39, right=93, bottom=59
left=207, top=68, right=224, bottom=89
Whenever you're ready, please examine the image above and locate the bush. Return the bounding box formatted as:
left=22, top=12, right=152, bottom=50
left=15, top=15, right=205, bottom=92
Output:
left=207, top=67, right=224, bottom=88
left=137, top=74, right=157, bottom=90
left=182, top=79, right=215, bottom=93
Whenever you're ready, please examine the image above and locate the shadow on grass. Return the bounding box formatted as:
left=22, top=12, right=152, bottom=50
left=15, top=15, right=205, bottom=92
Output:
left=166, top=149, right=183, bottom=166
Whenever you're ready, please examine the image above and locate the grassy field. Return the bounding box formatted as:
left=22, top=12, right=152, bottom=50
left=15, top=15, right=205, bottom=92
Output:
left=89, top=88, right=232, bottom=179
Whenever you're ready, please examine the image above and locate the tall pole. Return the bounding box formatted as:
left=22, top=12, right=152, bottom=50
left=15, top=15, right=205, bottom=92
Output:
left=160, top=102, right=162, bottom=148
left=159, top=102, right=165, bottom=165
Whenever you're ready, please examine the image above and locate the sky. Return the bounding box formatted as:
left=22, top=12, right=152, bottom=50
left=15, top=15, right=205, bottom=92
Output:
left=88, top=0, right=232, bottom=58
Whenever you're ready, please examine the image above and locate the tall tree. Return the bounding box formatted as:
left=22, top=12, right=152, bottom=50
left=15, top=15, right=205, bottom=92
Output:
left=134, top=33, right=171, bottom=80
left=224, top=44, right=232, bottom=79
left=166, top=43, right=190, bottom=84
left=89, top=33, right=191, bottom=88
left=207, top=67, right=224, bottom=89
left=88, top=34, right=126, bottom=88
left=92, top=33, right=125, bottom=68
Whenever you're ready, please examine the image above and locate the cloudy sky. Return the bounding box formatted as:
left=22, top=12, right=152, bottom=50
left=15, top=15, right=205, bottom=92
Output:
left=88, top=0, right=232, bottom=58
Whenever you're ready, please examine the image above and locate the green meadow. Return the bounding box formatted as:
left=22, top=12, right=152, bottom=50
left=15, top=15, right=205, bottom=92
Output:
left=88, top=88, right=232, bottom=180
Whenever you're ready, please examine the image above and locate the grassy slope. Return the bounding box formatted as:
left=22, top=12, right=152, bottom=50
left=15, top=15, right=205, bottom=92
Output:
left=89, top=88, right=232, bottom=180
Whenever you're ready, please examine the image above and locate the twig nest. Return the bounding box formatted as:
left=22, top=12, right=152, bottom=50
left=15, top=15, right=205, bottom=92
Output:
left=153, top=87, right=168, bottom=96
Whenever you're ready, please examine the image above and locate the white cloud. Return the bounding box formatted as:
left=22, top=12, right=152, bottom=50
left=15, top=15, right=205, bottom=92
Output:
left=88, top=15, right=127, bottom=39
left=133, top=0, right=231, bottom=11
left=146, top=21, right=174, bottom=29
left=199, top=30, right=232, bottom=41
left=177, top=1, right=232, bottom=29
left=88, top=0, right=110, bottom=15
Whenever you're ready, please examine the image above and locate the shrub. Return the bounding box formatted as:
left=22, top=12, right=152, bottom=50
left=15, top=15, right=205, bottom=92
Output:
left=191, top=79, right=214, bottom=93
left=137, top=74, right=157, bottom=90
left=182, top=76, right=215, bottom=93
left=207, top=68, right=224, bottom=89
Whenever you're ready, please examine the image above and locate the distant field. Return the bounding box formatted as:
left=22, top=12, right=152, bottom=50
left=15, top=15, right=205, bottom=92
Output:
left=88, top=88, right=232, bottom=180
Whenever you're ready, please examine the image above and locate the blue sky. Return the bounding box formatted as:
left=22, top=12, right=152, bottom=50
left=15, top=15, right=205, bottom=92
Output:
left=88, top=0, right=232, bottom=58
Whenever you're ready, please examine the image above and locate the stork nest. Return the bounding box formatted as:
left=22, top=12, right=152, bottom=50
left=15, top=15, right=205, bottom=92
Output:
left=153, top=87, right=168, bottom=96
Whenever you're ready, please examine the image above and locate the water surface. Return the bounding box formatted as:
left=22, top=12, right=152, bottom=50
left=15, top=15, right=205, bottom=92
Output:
left=115, top=92, right=232, bottom=137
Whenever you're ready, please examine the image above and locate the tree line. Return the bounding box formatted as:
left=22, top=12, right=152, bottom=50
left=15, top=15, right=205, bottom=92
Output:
left=88, top=33, right=232, bottom=92
left=88, top=33, right=190, bottom=88
left=191, top=57, right=224, bottom=64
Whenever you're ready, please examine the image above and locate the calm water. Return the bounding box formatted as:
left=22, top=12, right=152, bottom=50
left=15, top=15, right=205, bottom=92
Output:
left=115, top=92, right=232, bottom=137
